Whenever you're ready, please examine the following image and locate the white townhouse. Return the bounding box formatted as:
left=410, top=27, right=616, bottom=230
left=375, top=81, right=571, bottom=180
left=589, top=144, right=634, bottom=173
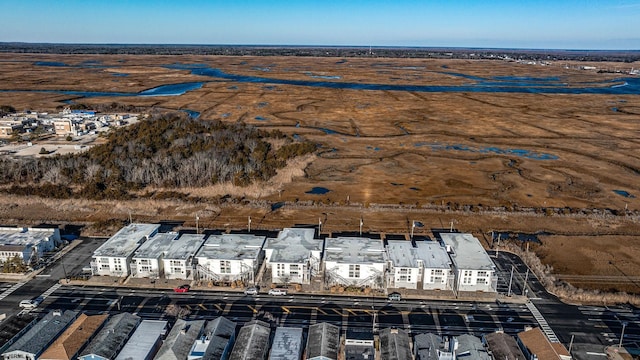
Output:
left=439, top=233, right=496, bottom=293
left=0, top=227, right=61, bottom=265
left=130, top=233, right=178, bottom=278
left=386, top=240, right=453, bottom=290
left=194, top=233, right=266, bottom=284
left=161, top=233, right=206, bottom=280
left=91, top=223, right=160, bottom=277
left=264, top=228, right=323, bottom=285
left=324, top=237, right=387, bottom=289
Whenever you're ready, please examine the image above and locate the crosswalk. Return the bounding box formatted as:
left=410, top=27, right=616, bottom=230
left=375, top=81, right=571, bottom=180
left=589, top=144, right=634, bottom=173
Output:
left=40, top=283, right=62, bottom=299
left=0, top=282, right=27, bottom=301
left=526, top=301, right=560, bottom=342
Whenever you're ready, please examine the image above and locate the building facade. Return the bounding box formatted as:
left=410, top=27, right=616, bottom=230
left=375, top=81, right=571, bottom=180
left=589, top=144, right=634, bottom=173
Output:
left=194, top=234, right=266, bottom=285
left=324, top=236, right=387, bottom=289
left=265, top=228, right=323, bottom=285
left=91, top=223, right=159, bottom=277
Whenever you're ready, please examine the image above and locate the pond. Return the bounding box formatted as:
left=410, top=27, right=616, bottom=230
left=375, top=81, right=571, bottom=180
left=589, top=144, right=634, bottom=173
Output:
left=306, top=187, right=330, bottom=195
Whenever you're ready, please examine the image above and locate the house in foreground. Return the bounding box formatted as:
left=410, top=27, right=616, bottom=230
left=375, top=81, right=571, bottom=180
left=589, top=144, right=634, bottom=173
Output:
left=229, top=320, right=271, bottom=360
left=114, top=319, right=167, bottom=360
left=324, top=236, right=387, bottom=289
left=517, top=327, right=571, bottom=360
left=269, top=327, right=303, bottom=360
left=130, top=232, right=178, bottom=278
left=265, top=228, right=323, bottom=285
left=155, top=319, right=205, bottom=360
left=195, top=234, right=266, bottom=285
left=306, top=322, right=340, bottom=360
left=379, top=328, right=412, bottom=360
left=187, top=316, right=236, bottom=360
left=91, top=223, right=160, bottom=277
left=78, top=313, right=141, bottom=360
left=39, top=313, right=108, bottom=360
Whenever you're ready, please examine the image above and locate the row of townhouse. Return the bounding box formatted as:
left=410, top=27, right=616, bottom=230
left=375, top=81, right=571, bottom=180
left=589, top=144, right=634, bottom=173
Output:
left=0, top=226, right=61, bottom=265
left=91, top=224, right=496, bottom=293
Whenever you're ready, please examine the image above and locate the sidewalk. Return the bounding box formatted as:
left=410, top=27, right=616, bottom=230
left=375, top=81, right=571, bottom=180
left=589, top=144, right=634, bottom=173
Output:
left=605, top=346, right=634, bottom=360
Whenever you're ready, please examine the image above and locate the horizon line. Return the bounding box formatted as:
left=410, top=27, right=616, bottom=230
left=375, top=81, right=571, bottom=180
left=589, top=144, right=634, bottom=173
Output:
left=2, top=41, right=639, bottom=53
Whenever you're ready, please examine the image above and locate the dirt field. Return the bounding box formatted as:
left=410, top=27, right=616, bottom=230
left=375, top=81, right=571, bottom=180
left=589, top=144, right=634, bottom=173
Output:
left=1, top=54, right=639, bottom=294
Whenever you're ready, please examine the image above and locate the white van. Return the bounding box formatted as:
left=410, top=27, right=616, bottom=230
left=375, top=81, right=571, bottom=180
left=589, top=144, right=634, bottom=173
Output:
left=268, top=288, right=287, bottom=296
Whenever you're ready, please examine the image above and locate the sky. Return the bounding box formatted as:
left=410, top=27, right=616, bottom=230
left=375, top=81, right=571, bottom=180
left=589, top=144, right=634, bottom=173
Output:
left=1, top=0, right=639, bottom=50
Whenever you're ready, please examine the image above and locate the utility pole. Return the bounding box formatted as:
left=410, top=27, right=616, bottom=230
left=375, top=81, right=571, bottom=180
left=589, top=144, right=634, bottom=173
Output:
left=568, top=335, right=574, bottom=354
left=620, top=321, right=628, bottom=349
left=195, top=213, right=199, bottom=234
left=62, top=262, right=69, bottom=283
left=248, top=216, right=251, bottom=233
left=319, top=218, right=322, bottom=234
left=359, top=217, right=363, bottom=236
left=523, top=268, right=530, bottom=296
left=507, top=265, right=514, bottom=297
left=410, top=221, right=415, bottom=239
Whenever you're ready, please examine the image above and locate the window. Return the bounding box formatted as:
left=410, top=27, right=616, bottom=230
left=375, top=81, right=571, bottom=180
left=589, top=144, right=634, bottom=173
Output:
left=114, top=264, right=122, bottom=272
left=170, top=260, right=182, bottom=266
left=433, top=269, right=444, bottom=275
left=290, top=264, right=299, bottom=270
left=140, top=265, right=150, bottom=272
left=220, top=260, right=231, bottom=274
left=477, top=271, right=488, bottom=277
left=114, top=258, right=121, bottom=264
left=100, top=264, right=110, bottom=270
left=348, top=265, right=360, bottom=278
left=477, top=278, right=487, bottom=284
left=171, top=266, right=183, bottom=273
left=399, top=275, right=411, bottom=282
left=100, top=257, right=109, bottom=263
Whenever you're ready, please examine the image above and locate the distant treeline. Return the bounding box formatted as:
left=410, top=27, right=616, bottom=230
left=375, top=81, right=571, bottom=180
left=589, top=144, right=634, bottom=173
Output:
left=2, top=43, right=639, bottom=62
left=0, top=113, right=316, bottom=200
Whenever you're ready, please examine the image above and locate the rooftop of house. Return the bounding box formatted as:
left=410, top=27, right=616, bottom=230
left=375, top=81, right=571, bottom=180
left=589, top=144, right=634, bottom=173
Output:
left=324, top=237, right=387, bottom=264
left=456, top=334, right=492, bottom=360
left=379, top=328, right=413, bottom=360
left=484, top=332, right=526, bottom=360
left=154, top=319, right=206, bottom=360
left=79, top=313, right=141, bottom=360
left=162, top=233, right=207, bottom=261
left=39, top=313, right=109, bottom=360
left=270, top=327, right=304, bottom=360
left=439, top=233, right=495, bottom=271
left=201, top=317, right=237, bottom=359
left=3, top=310, right=78, bottom=357
left=132, top=232, right=178, bottom=260
left=229, top=320, right=271, bottom=360
left=114, top=319, right=168, bottom=360
left=195, top=233, right=266, bottom=261
left=517, top=327, right=570, bottom=360
left=0, top=226, right=60, bottom=247
left=93, top=223, right=160, bottom=258
left=386, top=240, right=451, bottom=269
left=414, top=333, right=451, bottom=360
left=306, top=322, right=340, bottom=360
left=267, top=228, right=322, bottom=263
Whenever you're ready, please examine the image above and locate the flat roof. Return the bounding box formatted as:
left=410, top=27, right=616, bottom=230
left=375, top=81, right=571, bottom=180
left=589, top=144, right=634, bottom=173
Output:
left=133, top=233, right=178, bottom=259
left=386, top=240, right=451, bottom=269
left=267, top=228, right=322, bottom=263
left=115, top=319, right=167, bottom=360
left=269, top=327, right=303, bottom=360
left=324, top=237, right=386, bottom=264
left=196, top=234, right=266, bottom=261
left=93, top=223, right=159, bottom=258
left=439, top=233, right=494, bottom=271
left=79, top=313, right=141, bottom=359
left=0, top=227, right=59, bottom=247
left=163, top=233, right=206, bottom=260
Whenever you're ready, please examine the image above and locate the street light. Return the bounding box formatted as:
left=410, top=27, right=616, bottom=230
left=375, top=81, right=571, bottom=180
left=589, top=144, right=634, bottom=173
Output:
left=248, top=216, right=251, bottom=233
left=619, top=321, right=628, bottom=349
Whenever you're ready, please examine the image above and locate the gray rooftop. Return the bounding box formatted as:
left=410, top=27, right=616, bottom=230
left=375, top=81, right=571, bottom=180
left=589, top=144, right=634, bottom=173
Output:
left=386, top=240, right=451, bottom=269
left=456, top=334, right=491, bottom=360
left=80, top=313, right=141, bottom=360
left=379, top=328, right=412, bottom=360
left=115, top=319, right=167, bottom=360
left=484, top=332, right=526, bottom=360
left=0, top=226, right=59, bottom=247
left=155, top=319, right=205, bottom=360
left=267, top=228, right=322, bottom=263
left=324, top=237, right=386, bottom=264
left=163, top=233, right=206, bottom=260
left=3, top=310, right=78, bottom=357
left=201, top=317, right=237, bottom=359
left=414, top=333, right=447, bottom=360
left=306, top=322, right=340, bottom=360
left=196, top=234, right=266, bottom=261
left=269, top=327, right=303, bottom=360
left=439, top=233, right=495, bottom=271
left=132, top=232, right=177, bottom=259
left=229, top=320, right=271, bottom=360
left=93, top=223, right=160, bottom=258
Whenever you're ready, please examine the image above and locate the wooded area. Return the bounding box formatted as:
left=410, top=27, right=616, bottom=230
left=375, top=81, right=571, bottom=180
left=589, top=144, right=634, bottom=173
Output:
left=0, top=113, right=316, bottom=199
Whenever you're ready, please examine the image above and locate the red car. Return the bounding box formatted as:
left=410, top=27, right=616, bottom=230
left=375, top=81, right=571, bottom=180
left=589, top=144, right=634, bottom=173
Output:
left=174, top=284, right=190, bottom=293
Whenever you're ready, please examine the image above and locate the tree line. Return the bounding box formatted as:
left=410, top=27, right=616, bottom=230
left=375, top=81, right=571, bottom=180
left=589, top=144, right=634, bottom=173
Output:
left=0, top=113, right=316, bottom=200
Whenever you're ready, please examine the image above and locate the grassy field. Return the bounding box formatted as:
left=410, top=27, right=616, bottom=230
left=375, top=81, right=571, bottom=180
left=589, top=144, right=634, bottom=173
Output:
left=1, top=53, right=640, bottom=294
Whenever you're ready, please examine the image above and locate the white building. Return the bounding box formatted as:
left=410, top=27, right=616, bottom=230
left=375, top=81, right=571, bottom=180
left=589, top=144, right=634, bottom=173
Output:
left=439, top=233, right=496, bottom=293
left=324, top=237, right=387, bottom=289
left=264, top=228, right=323, bottom=285
left=194, top=233, right=266, bottom=285
left=130, top=232, right=177, bottom=279
left=0, top=227, right=61, bottom=265
left=91, top=223, right=159, bottom=277
left=386, top=240, right=453, bottom=290
left=161, top=233, right=206, bottom=280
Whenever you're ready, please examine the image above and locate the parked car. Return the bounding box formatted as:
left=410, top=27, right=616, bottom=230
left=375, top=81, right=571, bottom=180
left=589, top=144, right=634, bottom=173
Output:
left=387, top=292, right=402, bottom=301
left=19, top=299, right=40, bottom=309
left=268, top=288, right=287, bottom=296
left=174, top=284, right=190, bottom=293
left=244, top=287, right=259, bottom=296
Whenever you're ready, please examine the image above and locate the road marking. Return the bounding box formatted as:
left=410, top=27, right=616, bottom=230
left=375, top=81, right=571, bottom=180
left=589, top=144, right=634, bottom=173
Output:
left=0, top=282, right=27, bottom=300
left=281, top=306, right=290, bottom=314
left=248, top=305, right=258, bottom=314
left=199, top=304, right=207, bottom=310
left=316, top=308, right=328, bottom=315
left=40, top=283, right=62, bottom=299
